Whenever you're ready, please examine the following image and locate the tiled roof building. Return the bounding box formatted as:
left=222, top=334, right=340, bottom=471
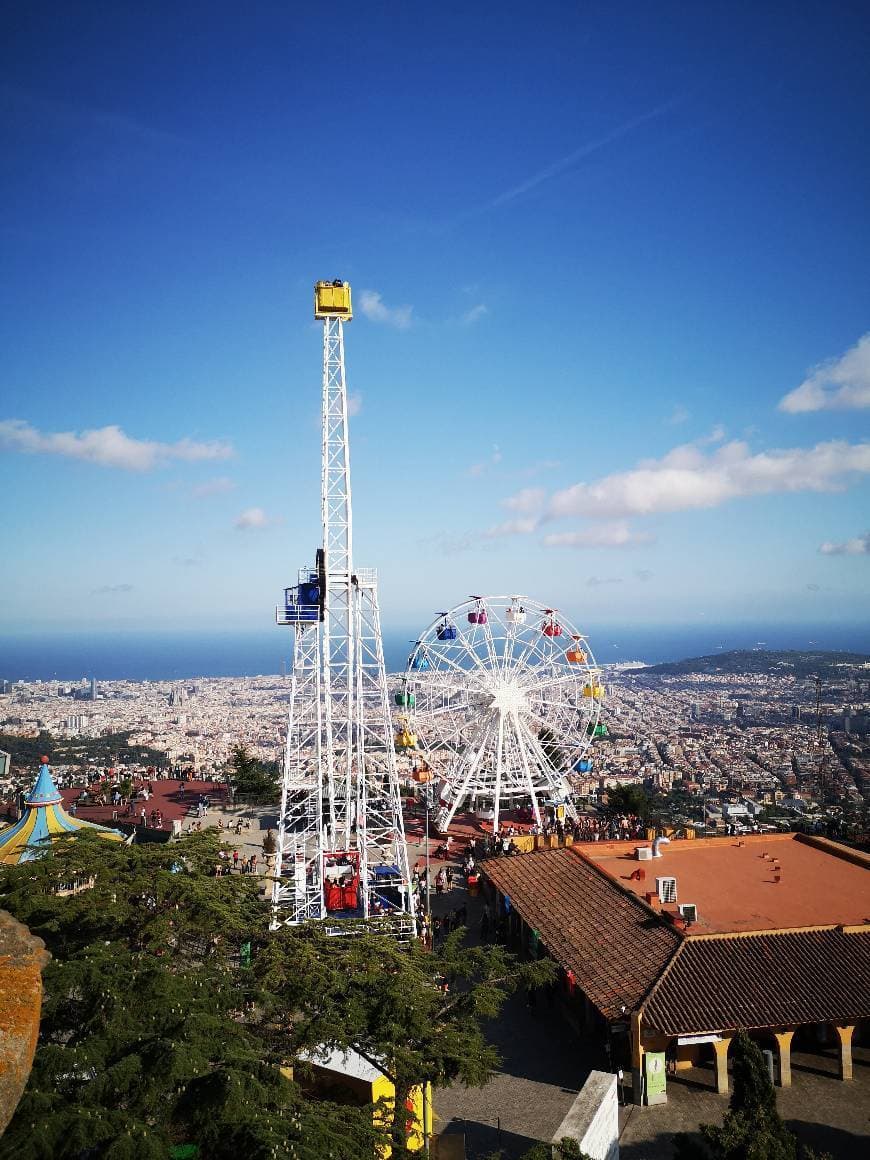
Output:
left=482, top=834, right=870, bottom=1106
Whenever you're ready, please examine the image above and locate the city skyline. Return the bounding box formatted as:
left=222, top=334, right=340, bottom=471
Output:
left=2, top=2, right=869, bottom=639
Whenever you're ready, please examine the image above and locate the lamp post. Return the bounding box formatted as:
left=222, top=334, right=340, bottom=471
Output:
left=424, top=784, right=433, bottom=919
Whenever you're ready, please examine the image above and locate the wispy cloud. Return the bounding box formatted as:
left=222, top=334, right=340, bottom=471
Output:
left=635, top=569, right=654, bottom=582
left=819, top=531, right=870, bottom=556
left=192, top=476, right=235, bottom=497
left=503, top=487, right=544, bottom=513
left=347, top=393, right=363, bottom=417
left=667, top=404, right=690, bottom=425
left=542, top=522, right=654, bottom=548
left=91, top=583, right=134, bottom=596
left=587, top=576, right=624, bottom=587
left=358, top=290, right=413, bottom=330
left=460, top=303, right=488, bottom=326
left=0, top=419, right=233, bottom=471
left=542, top=438, right=870, bottom=520
left=483, top=516, right=540, bottom=538
left=489, top=100, right=677, bottom=208
left=517, top=459, right=561, bottom=479
left=173, top=555, right=201, bottom=568
left=779, top=334, right=870, bottom=412
left=234, top=507, right=281, bottom=531
left=468, top=444, right=503, bottom=478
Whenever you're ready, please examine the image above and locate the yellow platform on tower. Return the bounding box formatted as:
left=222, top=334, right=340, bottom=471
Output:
left=315, top=279, right=353, bottom=319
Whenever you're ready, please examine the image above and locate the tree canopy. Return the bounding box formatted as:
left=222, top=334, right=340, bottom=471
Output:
left=227, top=744, right=280, bottom=805
left=674, top=1033, right=831, bottom=1160
left=0, top=828, right=550, bottom=1159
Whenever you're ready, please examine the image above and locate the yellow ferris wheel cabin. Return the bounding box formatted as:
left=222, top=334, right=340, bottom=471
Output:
left=314, top=279, right=353, bottom=320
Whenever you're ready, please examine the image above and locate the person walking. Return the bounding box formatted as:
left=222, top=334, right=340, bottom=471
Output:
left=232, top=849, right=239, bottom=871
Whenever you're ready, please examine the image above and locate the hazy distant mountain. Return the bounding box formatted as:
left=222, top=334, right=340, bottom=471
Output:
left=642, top=649, right=870, bottom=680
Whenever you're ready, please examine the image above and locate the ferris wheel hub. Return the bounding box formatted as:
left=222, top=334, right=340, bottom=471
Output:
left=487, top=680, right=530, bottom=715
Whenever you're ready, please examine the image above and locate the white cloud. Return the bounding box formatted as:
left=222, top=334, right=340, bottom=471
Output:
left=587, top=576, right=624, bottom=587
left=779, top=333, right=870, bottom=412
left=358, top=290, right=413, bottom=330
left=819, top=531, right=870, bottom=556
left=483, top=517, right=540, bottom=538
left=489, top=100, right=676, bottom=208
left=234, top=507, right=279, bottom=531
left=503, top=486, right=545, bottom=513
left=634, top=569, right=654, bottom=582
left=192, top=476, right=235, bottom=497
left=0, top=419, right=233, bottom=471
left=667, top=404, right=689, bottom=425
left=347, top=393, right=363, bottom=417
left=543, top=438, right=870, bottom=520
left=461, top=303, right=488, bottom=326
left=91, top=583, right=134, bottom=595
left=517, top=459, right=561, bottom=479
left=542, top=522, right=654, bottom=548
left=468, top=444, right=503, bottom=478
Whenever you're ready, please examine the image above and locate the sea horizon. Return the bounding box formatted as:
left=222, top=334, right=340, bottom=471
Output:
left=2, top=622, right=869, bottom=684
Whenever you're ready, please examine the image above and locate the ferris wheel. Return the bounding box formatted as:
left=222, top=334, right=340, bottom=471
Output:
left=400, top=595, right=606, bottom=835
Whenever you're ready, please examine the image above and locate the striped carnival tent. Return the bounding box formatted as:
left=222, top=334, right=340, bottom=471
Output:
left=0, top=757, right=126, bottom=866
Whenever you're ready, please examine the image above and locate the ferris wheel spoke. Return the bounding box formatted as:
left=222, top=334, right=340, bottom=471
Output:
left=423, top=647, right=489, bottom=690
left=453, top=628, right=494, bottom=678
left=509, top=710, right=543, bottom=828
left=418, top=707, right=487, bottom=754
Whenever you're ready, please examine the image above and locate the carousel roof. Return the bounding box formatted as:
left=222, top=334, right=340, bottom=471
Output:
left=0, top=759, right=125, bottom=866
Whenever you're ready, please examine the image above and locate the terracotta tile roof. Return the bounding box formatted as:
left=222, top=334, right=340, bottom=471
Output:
left=642, top=927, right=870, bottom=1035
left=482, top=847, right=682, bottom=1020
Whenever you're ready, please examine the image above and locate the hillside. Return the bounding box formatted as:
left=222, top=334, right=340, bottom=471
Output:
left=642, top=649, right=870, bottom=680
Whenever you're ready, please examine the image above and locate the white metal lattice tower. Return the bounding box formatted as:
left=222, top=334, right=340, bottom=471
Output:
left=271, top=281, right=415, bottom=935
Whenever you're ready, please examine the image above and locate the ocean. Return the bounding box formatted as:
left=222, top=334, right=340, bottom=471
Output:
left=2, top=623, right=869, bottom=683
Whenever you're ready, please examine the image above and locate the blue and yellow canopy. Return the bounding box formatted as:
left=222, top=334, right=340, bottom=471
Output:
left=0, top=760, right=125, bottom=866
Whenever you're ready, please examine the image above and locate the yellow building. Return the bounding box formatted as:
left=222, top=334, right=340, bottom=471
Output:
left=283, top=1046, right=431, bottom=1156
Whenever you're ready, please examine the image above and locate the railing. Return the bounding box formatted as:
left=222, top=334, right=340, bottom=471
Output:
left=276, top=604, right=319, bottom=626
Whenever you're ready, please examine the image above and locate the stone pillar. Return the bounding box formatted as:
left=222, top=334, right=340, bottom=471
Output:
left=713, top=1035, right=733, bottom=1095
left=834, top=1025, right=854, bottom=1081
left=774, top=1030, right=794, bottom=1087
left=630, top=1010, right=644, bottom=1106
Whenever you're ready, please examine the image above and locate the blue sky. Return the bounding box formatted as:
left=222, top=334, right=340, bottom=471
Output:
left=2, top=1, right=869, bottom=640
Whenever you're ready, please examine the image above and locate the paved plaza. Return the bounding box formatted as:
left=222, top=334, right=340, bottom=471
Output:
left=404, top=818, right=870, bottom=1159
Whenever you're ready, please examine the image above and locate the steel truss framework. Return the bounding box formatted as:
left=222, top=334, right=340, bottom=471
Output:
left=272, top=315, right=415, bottom=936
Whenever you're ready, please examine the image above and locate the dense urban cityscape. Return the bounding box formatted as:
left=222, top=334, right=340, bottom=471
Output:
left=3, top=649, right=869, bottom=835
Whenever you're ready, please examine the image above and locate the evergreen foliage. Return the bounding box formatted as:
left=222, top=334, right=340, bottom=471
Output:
left=674, top=1033, right=831, bottom=1160
left=0, top=829, right=548, bottom=1158
left=604, top=783, right=652, bottom=819
left=227, top=744, right=280, bottom=804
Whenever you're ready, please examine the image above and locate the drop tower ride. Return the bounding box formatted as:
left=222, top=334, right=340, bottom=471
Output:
left=271, top=281, right=415, bottom=935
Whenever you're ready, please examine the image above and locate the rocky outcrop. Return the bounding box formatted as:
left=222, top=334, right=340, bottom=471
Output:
left=0, top=911, right=49, bottom=1135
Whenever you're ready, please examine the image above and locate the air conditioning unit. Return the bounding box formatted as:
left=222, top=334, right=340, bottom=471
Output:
left=656, top=876, right=678, bottom=904
left=678, top=903, right=697, bottom=923
left=636, top=846, right=653, bottom=861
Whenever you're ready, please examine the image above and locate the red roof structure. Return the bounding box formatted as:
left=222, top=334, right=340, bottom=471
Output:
left=483, top=845, right=681, bottom=1019
left=582, top=832, right=870, bottom=934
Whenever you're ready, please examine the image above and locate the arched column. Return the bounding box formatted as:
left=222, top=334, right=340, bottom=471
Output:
left=713, top=1035, right=733, bottom=1095
left=774, top=1029, right=794, bottom=1087
left=834, top=1024, right=854, bottom=1081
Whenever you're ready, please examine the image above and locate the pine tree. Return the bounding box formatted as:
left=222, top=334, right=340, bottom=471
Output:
left=675, top=1033, right=812, bottom=1160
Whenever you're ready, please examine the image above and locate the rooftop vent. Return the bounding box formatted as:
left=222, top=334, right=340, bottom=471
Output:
left=656, top=876, right=678, bottom=904
left=636, top=846, right=653, bottom=861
